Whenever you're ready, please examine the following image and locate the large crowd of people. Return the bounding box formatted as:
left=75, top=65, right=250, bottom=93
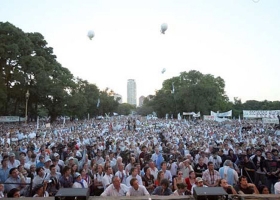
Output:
left=0, top=116, right=280, bottom=198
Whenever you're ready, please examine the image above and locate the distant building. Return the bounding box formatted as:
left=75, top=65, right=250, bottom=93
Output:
left=127, top=79, right=137, bottom=106
left=139, top=96, right=145, bottom=107
left=114, top=93, right=122, bottom=104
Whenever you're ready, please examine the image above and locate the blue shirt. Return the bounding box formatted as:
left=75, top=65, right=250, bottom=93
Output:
left=0, top=167, right=10, bottom=183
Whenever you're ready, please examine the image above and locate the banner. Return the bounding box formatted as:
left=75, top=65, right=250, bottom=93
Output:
left=243, top=110, right=280, bottom=118
left=262, top=118, right=279, bottom=124
left=183, top=112, right=200, bottom=117
left=204, top=115, right=215, bottom=121
left=0, top=116, right=25, bottom=122
left=211, top=110, right=232, bottom=117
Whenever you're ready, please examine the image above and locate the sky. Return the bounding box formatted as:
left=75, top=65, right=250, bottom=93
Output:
left=1, top=0, right=280, bottom=105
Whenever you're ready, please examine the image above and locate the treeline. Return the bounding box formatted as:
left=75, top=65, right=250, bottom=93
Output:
left=137, top=71, right=280, bottom=118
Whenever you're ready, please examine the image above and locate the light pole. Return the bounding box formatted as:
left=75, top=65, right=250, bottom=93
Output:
left=25, top=89, right=30, bottom=124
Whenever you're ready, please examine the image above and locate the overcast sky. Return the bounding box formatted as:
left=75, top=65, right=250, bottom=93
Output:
left=1, top=0, right=280, bottom=105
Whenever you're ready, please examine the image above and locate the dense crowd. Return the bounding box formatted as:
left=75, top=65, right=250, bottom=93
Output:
left=0, top=116, right=280, bottom=198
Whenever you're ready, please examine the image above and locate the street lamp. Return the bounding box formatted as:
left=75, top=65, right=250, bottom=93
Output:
left=25, top=89, right=30, bottom=124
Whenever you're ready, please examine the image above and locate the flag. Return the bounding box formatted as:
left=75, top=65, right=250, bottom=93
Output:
left=96, top=98, right=100, bottom=108
left=171, top=82, right=175, bottom=94
left=36, top=116, right=39, bottom=129
left=238, top=115, right=241, bottom=124
left=63, top=116, right=65, bottom=127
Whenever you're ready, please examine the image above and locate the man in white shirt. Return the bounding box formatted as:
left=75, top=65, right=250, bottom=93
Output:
left=8, top=153, right=20, bottom=168
left=115, top=163, right=127, bottom=184
left=126, top=167, right=143, bottom=186
left=161, top=161, right=172, bottom=183
left=102, top=166, right=113, bottom=189
left=148, top=160, right=158, bottom=179
left=101, top=176, right=129, bottom=196
left=126, top=178, right=149, bottom=196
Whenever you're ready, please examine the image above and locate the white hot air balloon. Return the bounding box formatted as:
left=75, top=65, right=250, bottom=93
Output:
left=161, top=68, right=166, bottom=74
left=87, top=30, right=95, bottom=40
left=161, top=23, right=168, bottom=34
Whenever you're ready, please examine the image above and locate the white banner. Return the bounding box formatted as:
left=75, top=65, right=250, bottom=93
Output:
left=204, top=115, right=215, bottom=121
left=183, top=112, right=200, bottom=117
left=211, top=110, right=232, bottom=117
left=243, top=110, right=280, bottom=118
left=0, top=116, right=25, bottom=122
left=262, top=118, right=279, bottom=124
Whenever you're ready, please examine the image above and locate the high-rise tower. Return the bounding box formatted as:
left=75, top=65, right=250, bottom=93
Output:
left=127, top=79, right=137, bottom=106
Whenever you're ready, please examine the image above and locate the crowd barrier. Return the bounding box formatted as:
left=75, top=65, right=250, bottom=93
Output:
left=4, top=194, right=280, bottom=200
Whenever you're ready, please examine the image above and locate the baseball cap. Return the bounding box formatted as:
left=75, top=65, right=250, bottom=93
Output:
left=196, top=177, right=203, bottom=183
left=74, top=172, right=81, bottom=179
left=9, top=153, right=15, bottom=157
left=68, top=157, right=74, bottom=160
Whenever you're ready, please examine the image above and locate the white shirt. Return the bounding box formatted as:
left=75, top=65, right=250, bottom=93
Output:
left=8, top=160, right=20, bottom=168
left=115, top=170, right=127, bottom=184
left=126, top=175, right=143, bottom=187
left=102, top=174, right=113, bottom=188
left=149, top=167, right=158, bottom=179
left=126, top=185, right=150, bottom=196
left=72, top=179, right=88, bottom=188
left=101, top=184, right=129, bottom=196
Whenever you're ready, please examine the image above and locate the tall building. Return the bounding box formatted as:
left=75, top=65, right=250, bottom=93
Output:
left=114, top=93, right=123, bottom=104
left=139, top=96, right=145, bottom=107
left=127, top=79, right=137, bottom=106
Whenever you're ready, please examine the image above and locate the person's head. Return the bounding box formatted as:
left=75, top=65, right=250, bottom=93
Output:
left=161, top=161, right=167, bottom=170
left=266, top=152, right=272, bottom=159
left=44, top=158, right=52, bottom=166
left=7, top=188, right=20, bottom=198
left=32, top=184, right=44, bottom=197
left=160, top=178, right=169, bottom=189
left=1, top=156, right=9, bottom=167
left=74, top=172, right=82, bottom=182
left=9, top=167, right=19, bottom=178
left=207, top=161, right=214, bottom=170
left=130, top=177, right=139, bottom=190
left=157, top=171, right=164, bottom=180
left=176, top=182, right=187, bottom=194
left=36, top=167, right=45, bottom=177
left=105, top=166, right=112, bottom=175
left=70, top=163, right=77, bottom=172
left=258, top=185, right=270, bottom=194
left=50, top=164, right=56, bottom=173
left=62, top=166, right=71, bottom=176
left=0, top=184, right=4, bottom=192
left=143, top=166, right=150, bottom=175
left=149, top=160, right=155, bottom=168
left=255, top=149, right=262, bottom=156
left=39, top=155, right=45, bottom=163
left=198, top=157, right=204, bottom=165
left=130, top=167, right=138, bottom=176
left=112, top=176, right=121, bottom=189
left=219, top=179, right=229, bottom=188
left=97, top=164, right=103, bottom=173
left=177, top=170, right=183, bottom=177
left=189, top=171, right=196, bottom=179
left=223, top=160, right=232, bottom=167
left=9, top=153, right=16, bottom=161
left=141, top=146, right=147, bottom=153
left=239, top=176, right=248, bottom=187
left=196, top=177, right=204, bottom=187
